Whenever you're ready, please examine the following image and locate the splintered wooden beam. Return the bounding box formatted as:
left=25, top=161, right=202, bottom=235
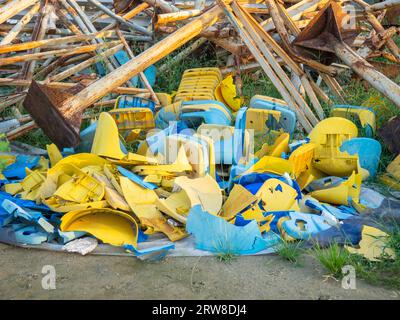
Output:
left=0, top=41, right=121, bottom=66
left=237, top=1, right=325, bottom=120
left=218, top=0, right=313, bottom=132
left=26, top=5, right=223, bottom=124
left=0, top=78, right=149, bottom=95
left=0, top=1, right=40, bottom=46
left=0, top=30, right=116, bottom=54
left=0, top=0, right=38, bottom=25
left=116, top=28, right=160, bottom=105
left=48, top=44, right=124, bottom=82
left=86, top=0, right=152, bottom=36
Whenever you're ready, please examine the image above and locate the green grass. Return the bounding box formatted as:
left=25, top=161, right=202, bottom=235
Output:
left=312, top=242, right=352, bottom=279
left=216, top=252, right=237, bottom=263
left=275, top=240, right=304, bottom=265
left=311, top=222, right=400, bottom=289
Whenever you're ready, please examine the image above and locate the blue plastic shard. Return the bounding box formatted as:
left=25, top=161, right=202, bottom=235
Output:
left=13, top=225, right=48, bottom=245
left=0, top=207, right=13, bottom=226
left=117, top=166, right=157, bottom=190
left=57, top=230, right=86, bottom=244
left=340, top=138, right=381, bottom=178
left=2, top=199, right=55, bottom=233
left=281, top=211, right=331, bottom=240
left=117, top=96, right=156, bottom=113
left=3, top=155, right=40, bottom=179
left=124, top=242, right=175, bottom=260
left=233, top=107, right=247, bottom=165
left=0, top=191, right=51, bottom=212
left=180, top=108, right=231, bottom=127
left=186, top=205, right=280, bottom=255
left=249, top=97, right=297, bottom=134
left=304, top=198, right=355, bottom=222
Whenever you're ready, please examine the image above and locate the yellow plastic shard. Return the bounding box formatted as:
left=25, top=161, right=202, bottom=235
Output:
left=0, top=154, right=16, bottom=168
left=309, top=117, right=358, bottom=177
left=194, top=134, right=216, bottom=179
left=310, top=171, right=362, bottom=206
left=214, top=84, right=227, bottom=106
left=108, top=152, right=158, bottom=166
left=54, top=165, right=105, bottom=203
left=220, top=184, right=258, bottom=220
left=120, top=176, right=158, bottom=205
left=81, top=165, right=103, bottom=176
left=277, top=216, right=296, bottom=242
left=269, top=133, right=290, bottom=157
left=378, top=155, right=400, bottom=191
left=51, top=153, right=108, bottom=171
left=256, top=178, right=300, bottom=212
left=174, top=175, right=222, bottom=215
left=156, top=92, right=172, bottom=106
left=44, top=197, right=108, bottom=213
left=121, top=177, right=186, bottom=240
left=133, top=204, right=187, bottom=241
left=220, top=75, right=243, bottom=112
left=104, top=186, right=131, bottom=212
left=91, top=112, right=126, bottom=160
left=156, top=190, right=191, bottom=224
left=61, top=208, right=138, bottom=247
left=387, top=155, right=400, bottom=179
left=46, top=143, right=63, bottom=167
left=133, top=146, right=192, bottom=175
left=241, top=203, right=266, bottom=222
left=296, top=165, right=325, bottom=190
left=165, top=136, right=206, bottom=178
left=332, top=107, right=376, bottom=133
left=20, top=170, right=46, bottom=201
left=245, top=109, right=282, bottom=135
left=103, top=164, right=123, bottom=195
left=37, top=156, right=49, bottom=172
left=345, top=226, right=395, bottom=261
left=289, top=143, right=316, bottom=178
left=4, top=182, right=23, bottom=195
left=93, top=171, right=130, bottom=211
left=125, top=129, right=142, bottom=143
left=242, top=156, right=294, bottom=177
left=108, top=107, right=155, bottom=131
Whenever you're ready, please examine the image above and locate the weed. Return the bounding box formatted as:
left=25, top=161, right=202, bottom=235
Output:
left=312, top=242, right=351, bottom=279
left=275, top=240, right=304, bottom=265
left=216, top=252, right=236, bottom=263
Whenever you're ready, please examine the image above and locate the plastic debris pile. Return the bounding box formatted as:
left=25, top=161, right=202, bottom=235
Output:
left=0, top=0, right=399, bottom=260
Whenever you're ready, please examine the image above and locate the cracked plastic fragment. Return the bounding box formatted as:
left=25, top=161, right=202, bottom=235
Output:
left=345, top=226, right=395, bottom=261
left=186, top=205, right=280, bottom=255
left=61, top=208, right=138, bottom=247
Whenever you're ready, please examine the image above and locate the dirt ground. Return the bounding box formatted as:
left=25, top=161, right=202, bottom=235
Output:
left=0, top=243, right=398, bottom=300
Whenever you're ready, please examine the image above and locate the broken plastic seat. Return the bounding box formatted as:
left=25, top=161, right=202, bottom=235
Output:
left=309, top=117, right=359, bottom=177
left=108, top=107, right=155, bottom=131
left=280, top=211, right=332, bottom=240
left=214, top=75, right=243, bottom=112
left=340, top=138, right=381, bottom=179
left=61, top=208, right=139, bottom=247
left=115, top=95, right=156, bottom=113
left=249, top=95, right=297, bottom=134
left=180, top=108, right=231, bottom=127
left=308, top=172, right=362, bottom=206
left=332, top=105, right=376, bottom=137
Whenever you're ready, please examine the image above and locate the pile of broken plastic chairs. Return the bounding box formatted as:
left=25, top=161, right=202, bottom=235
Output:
left=0, top=67, right=397, bottom=261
